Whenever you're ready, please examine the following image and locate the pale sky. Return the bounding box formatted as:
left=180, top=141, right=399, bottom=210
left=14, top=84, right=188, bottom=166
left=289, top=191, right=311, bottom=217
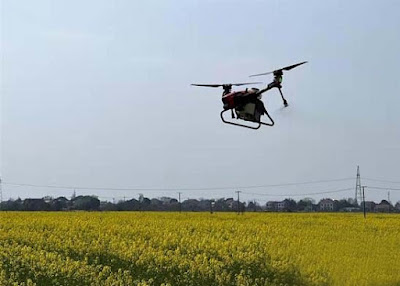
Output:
left=1, top=0, right=400, bottom=204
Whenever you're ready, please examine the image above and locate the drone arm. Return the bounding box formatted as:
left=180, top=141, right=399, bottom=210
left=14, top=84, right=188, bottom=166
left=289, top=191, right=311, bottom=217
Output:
left=256, top=81, right=288, bottom=107
left=255, top=85, right=273, bottom=96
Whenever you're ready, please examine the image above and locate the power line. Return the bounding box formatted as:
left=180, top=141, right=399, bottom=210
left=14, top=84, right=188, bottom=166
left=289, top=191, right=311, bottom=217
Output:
left=2, top=177, right=355, bottom=192
left=363, top=178, right=400, bottom=184
left=242, top=187, right=354, bottom=197
left=366, top=186, right=400, bottom=191
left=6, top=185, right=396, bottom=202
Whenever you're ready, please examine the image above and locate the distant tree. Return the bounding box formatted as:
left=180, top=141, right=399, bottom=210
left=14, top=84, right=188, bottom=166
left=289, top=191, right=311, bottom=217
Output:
left=14, top=198, right=23, bottom=210
left=296, top=198, right=316, bottom=211
left=197, top=200, right=213, bottom=212
left=247, top=201, right=258, bottom=212
left=240, top=202, right=246, bottom=213
left=139, top=197, right=151, bottom=210
left=336, top=199, right=355, bottom=210
left=150, top=198, right=162, bottom=210
left=284, top=198, right=297, bottom=212
left=1, top=198, right=23, bottom=211
left=117, top=199, right=140, bottom=211
left=182, top=199, right=200, bottom=211
left=165, top=198, right=180, bottom=211
left=395, top=201, right=400, bottom=213
left=213, top=198, right=229, bottom=211
left=297, top=200, right=308, bottom=211
left=23, top=199, right=50, bottom=211
left=346, top=198, right=357, bottom=207
left=50, top=197, right=69, bottom=211
left=100, top=201, right=118, bottom=211
left=72, top=196, right=100, bottom=211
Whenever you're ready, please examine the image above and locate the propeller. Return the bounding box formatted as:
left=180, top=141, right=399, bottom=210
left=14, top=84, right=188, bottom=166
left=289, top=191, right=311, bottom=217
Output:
left=191, top=82, right=263, bottom=88
left=249, top=61, right=307, bottom=77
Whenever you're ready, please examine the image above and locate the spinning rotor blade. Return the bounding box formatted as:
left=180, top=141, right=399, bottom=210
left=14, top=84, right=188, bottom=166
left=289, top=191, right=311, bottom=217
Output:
left=232, top=82, right=263, bottom=86
left=249, top=61, right=307, bottom=77
left=191, top=82, right=262, bottom=88
left=191, top=84, right=222, bottom=88
left=249, top=71, right=274, bottom=77
left=281, top=61, right=308, bottom=71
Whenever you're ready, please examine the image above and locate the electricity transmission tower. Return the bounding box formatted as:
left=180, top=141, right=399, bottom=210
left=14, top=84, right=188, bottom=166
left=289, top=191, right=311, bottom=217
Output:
left=355, top=166, right=363, bottom=205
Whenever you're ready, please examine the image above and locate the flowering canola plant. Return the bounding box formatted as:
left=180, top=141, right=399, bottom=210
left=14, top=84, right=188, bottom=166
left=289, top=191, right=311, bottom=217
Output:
left=0, top=212, right=399, bottom=286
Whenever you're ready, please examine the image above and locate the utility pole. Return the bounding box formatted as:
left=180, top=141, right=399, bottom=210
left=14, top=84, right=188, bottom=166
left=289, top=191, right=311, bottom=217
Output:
left=355, top=166, right=362, bottom=205
left=362, top=186, right=366, bottom=219
left=235, top=191, right=241, bottom=214
left=178, top=192, right=182, bottom=213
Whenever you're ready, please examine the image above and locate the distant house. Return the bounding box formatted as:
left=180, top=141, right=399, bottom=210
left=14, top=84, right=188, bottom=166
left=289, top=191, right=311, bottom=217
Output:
left=225, top=198, right=235, bottom=210
left=52, top=197, right=69, bottom=210
left=266, top=201, right=278, bottom=211
left=23, top=199, right=50, bottom=211
left=363, top=201, right=376, bottom=212
left=265, top=200, right=294, bottom=212
left=42, top=196, right=53, bottom=203
left=277, top=201, right=288, bottom=211
left=395, top=202, right=400, bottom=213
left=198, top=200, right=213, bottom=210
left=319, top=199, right=335, bottom=211
left=55, top=196, right=69, bottom=204
left=375, top=200, right=392, bottom=213
left=266, top=201, right=287, bottom=211
left=159, top=197, right=178, bottom=205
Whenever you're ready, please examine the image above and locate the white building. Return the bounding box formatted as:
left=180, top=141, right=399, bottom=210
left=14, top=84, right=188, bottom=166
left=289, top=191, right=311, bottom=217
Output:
left=319, top=199, right=335, bottom=211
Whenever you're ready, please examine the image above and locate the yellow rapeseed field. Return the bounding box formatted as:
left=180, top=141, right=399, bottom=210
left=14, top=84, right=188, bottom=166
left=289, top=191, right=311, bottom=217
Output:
left=0, top=212, right=399, bottom=286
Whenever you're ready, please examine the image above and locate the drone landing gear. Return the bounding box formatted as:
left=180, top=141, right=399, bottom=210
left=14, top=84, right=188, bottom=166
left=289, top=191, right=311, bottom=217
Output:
left=220, top=109, right=274, bottom=130
left=278, top=88, right=288, bottom=107
left=267, top=80, right=289, bottom=107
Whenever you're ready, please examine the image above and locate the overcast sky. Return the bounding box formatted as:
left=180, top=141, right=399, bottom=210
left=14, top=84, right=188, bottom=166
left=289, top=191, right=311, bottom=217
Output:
left=1, top=0, right=400, bottom=203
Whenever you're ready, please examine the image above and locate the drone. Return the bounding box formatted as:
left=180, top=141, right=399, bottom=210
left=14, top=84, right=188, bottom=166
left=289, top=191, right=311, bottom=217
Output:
left=192, top=61, right=307, bottom=130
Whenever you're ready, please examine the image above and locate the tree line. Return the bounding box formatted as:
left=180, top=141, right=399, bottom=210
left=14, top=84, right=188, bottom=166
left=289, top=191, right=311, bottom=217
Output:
left=0, top=195, right=399, bottom=212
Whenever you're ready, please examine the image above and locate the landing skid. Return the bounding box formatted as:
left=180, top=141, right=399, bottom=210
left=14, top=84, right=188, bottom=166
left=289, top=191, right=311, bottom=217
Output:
left=220, top=109, right=274, bottom=130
